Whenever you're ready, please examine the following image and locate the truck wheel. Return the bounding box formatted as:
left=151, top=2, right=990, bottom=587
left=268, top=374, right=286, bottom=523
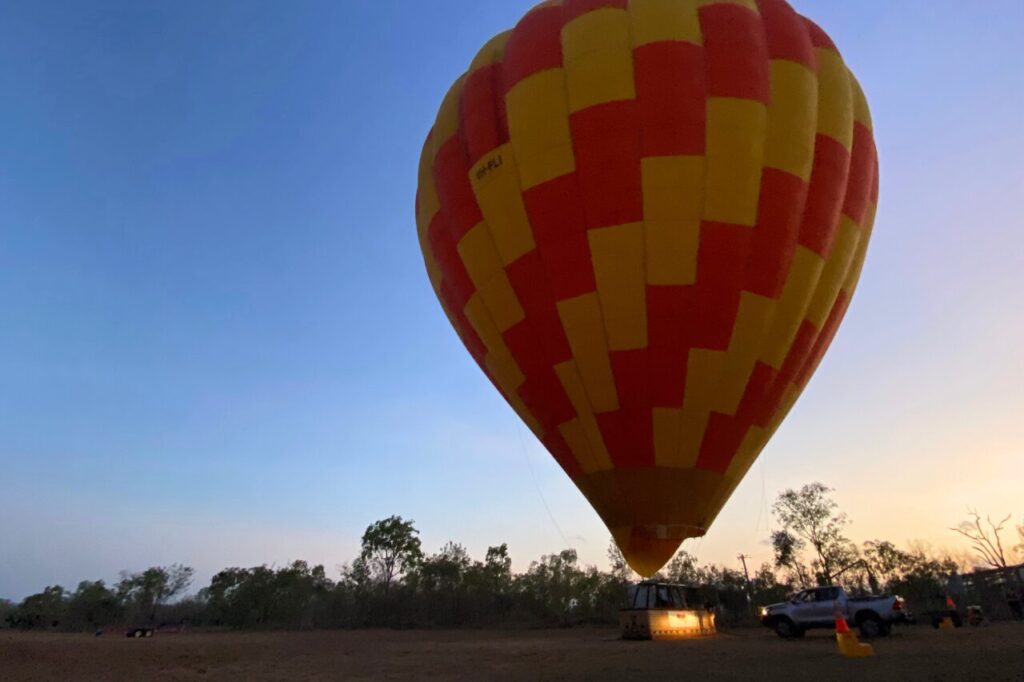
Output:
left=858, top=614, right=883, bottom=639
left=773, top=618, right=803, bottom=639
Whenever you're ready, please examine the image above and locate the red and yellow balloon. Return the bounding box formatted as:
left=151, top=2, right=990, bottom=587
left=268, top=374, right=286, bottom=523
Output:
left=416, top=0, right=877, bottom=576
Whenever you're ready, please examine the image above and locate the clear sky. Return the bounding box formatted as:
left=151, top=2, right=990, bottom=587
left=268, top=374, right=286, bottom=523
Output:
left=2, top=1, right=1022, bottom=600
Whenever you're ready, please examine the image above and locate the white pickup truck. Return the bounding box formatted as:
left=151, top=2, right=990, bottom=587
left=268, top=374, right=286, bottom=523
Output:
left=760, top=586, right=909, bottom=639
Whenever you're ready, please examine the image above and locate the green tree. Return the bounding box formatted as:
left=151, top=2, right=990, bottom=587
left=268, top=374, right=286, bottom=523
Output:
left=66, top=580, right=121, bottom=629
left=771, top=529, right=811, bottom=586
left=359, top=516, right=423, bottom=594
left=0, top=598, right=14, bottom=628
left=482, top=544, right=512, bottom=587
left=606, top=540, right=635, bottom=582
left=118, top=564, right=194, bottom=623
left=772, top=483, right=856, bottom=585
left=751, top=563, right=791, bottom=605
left=11, top=586, right=66, bottom=629
left=662, top=550, right=699, bottom=584
left=516, top=549, right=587, bottom=625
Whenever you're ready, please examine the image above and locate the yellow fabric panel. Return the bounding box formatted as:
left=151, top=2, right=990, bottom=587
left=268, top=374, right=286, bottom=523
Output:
left=704, top=98, right=767, bottom=226
left=644, top=220, right=700, bottom=286
left=416, top=140, right=440, bottom=234
left=711, top=292, right=777, bottom=415
left=506, top=69, right=576, bottom=189
left=562, top=7, right=632, bottom=57
left=642, top=155, right=705, bottom=222
left=850, top=73, right=873, bottom=130
left=457, top=223, right=504, bottom=287
left=764, top=60, right=817, bottom=182
left=697, top=0, right=758, bottom=10
left=653, top=408, right=683, bottom=467
left=468, top=31, right=510, bottom=73
left=470, top=144, right=536, bottom=265
left=806, top=217, right=860, bottom=329
left=508, top=394, right=544, bottom=437
left=724, top=426, right=767, bottom=480
left=627, top=0, right=703, bottom=47
left=556, top=293, right=620, bottom=413
left=554, top=361, right=614, bottom=470
left=678, top=409, right=710, bottom=469
left=642, top=155, right=704, bottom=285
left=432, top=76, right=465, bottom=149
left=589, top=223, right=648, bottom=351
left=814, top=49, right=854, bottom=151
left=675, top=348, right=724, bottom=467
left=478, top=275, right=526, bottom=333
left=465, top=294, right=526, bottom=396
left=562, top=9, right=636, bottom=112
left=559, top=419, right=601, bottom=474
left=484, top=351, right=526, bottom=399
left=759, top=246, right=825, bottom=368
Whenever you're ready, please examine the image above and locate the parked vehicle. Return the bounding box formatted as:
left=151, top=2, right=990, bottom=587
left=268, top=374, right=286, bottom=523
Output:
left=760, top=586, right=909, bottom=639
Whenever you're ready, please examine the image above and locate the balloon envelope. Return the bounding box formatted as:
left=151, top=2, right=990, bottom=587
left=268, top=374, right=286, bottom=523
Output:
left=416, top=0, right=878, bottom=576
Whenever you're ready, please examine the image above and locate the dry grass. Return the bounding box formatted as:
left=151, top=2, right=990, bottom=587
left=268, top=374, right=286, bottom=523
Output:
left=1, top=622, right=1022, bottom=681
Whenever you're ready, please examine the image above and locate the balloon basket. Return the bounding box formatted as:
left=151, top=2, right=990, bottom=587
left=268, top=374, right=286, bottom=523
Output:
left=620, top=608, right=716, bottom=640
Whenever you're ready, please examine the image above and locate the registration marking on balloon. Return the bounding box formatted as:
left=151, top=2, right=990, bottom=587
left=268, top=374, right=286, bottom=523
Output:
left=416, top=0, right=878, bottom=577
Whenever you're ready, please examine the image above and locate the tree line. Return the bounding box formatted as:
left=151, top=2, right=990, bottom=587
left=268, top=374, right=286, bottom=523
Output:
left=3, top=483, right=1021, bottom=631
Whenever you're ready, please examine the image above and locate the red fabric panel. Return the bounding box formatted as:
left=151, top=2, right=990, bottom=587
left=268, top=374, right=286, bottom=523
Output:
left=797, top=134, right=851, bottom=257
left=699, top=3, right=771, bottom=104
left=542, top=430, right=584, bottom=479
left=746, top=169, right=808, bottom=298
left=803, top=18, right=837, bottom=50
left=756, top=0, right=816, bottom=69
left=503, top=6, right=564, bottom=87
left=610, top=350, right=649, bottom=410
left=433, top=137, right=484, bottom=242
left=648, top=348, right=688, bottom=408
left=519, top=366, right=578, bottom=430
left=597, top=408, right=655, bottom=468
left=697, top=412, right=748, bottom=473
left=461, top=64, right=508, bottom=164
left=843, top=123, right=876, bottom=224
left=691, top=222, right=750, bottom=351
left=570, top=101, right=643, bottom=229
left=522, top=174, right=596, bottom=300
left=634, top=41, right=706, bottom=157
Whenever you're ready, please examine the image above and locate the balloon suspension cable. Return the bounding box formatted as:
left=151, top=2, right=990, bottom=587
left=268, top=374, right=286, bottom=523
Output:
left=516, top=423, right=572, bottom=552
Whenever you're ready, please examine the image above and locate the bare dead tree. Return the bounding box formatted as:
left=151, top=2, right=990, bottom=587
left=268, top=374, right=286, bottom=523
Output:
left=1016, top=519, right=1024, bottom=561
left=950, top=509, right=1012, bottom=569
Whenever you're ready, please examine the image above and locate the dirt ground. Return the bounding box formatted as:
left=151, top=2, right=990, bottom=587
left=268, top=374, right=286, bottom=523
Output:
left=1, top=623, right=1022, bottom=681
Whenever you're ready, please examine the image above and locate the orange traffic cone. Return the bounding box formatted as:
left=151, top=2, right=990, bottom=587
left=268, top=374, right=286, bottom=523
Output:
left=835, top=612, right=874, bottom=658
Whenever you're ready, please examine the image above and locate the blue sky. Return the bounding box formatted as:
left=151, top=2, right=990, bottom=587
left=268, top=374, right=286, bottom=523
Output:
left=2, top=1, right=1023, bottom=599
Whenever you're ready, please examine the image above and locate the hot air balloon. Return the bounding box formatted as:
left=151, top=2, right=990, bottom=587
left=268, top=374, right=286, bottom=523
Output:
left=416, top=0, right=878, bottom=577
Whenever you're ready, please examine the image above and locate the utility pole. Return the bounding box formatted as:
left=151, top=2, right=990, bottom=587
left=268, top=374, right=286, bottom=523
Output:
left=738, top=554, right=752, bottom=584
left=738, top=554, right=753, bottom=612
